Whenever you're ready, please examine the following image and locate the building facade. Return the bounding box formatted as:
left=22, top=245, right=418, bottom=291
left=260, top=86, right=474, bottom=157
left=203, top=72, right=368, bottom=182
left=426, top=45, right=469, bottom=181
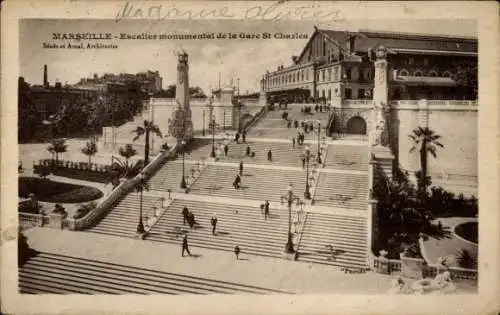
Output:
left=261, top=27, right=478, bottom=195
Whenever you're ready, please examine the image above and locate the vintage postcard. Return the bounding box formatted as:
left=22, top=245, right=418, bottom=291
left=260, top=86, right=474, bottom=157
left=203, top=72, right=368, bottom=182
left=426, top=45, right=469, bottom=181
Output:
left=1, top=1, right=499, bottom=314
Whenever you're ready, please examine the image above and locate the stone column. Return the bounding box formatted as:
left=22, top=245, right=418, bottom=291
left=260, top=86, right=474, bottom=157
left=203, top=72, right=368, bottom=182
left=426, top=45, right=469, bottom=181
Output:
left=370, top=45, right=394, bottom=177
left=259, top=77, right=267, bottom=108
left=175, top=52, right=193, bottom=140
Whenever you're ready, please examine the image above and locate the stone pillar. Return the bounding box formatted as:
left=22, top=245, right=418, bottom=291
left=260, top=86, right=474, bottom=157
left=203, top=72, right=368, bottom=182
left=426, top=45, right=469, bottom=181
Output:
left=418, top=99, right=429, bottom=128
left=47, top=213, right=63, bottom=229
left=175, top=52, right=193, bottom=140
left=370, top=45, right=394, bottom=177
left=259, top=77, right=267, bottom=108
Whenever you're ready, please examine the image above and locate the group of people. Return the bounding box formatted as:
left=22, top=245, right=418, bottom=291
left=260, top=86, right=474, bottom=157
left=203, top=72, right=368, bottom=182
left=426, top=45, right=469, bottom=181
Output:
left=234, top=131, right=247, bottom=143
left=260, top=200, right=270, bottom=219
left=182, top=206, right=197, bottom=229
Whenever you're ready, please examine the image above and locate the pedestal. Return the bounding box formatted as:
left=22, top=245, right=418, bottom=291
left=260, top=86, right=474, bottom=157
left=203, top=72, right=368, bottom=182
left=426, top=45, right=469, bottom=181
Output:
left=372, top=145, right=394, bottom=179
left=47, top=213, right=63, bottom=229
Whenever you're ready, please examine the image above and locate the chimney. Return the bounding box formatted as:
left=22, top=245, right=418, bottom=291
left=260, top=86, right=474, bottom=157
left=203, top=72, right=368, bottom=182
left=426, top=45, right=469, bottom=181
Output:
left=43, top=64, right=48, bottom=87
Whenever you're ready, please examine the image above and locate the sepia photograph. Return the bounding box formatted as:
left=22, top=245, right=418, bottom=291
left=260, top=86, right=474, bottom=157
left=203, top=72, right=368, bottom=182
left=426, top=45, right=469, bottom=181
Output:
left=2, top=1, right=499, bottom=315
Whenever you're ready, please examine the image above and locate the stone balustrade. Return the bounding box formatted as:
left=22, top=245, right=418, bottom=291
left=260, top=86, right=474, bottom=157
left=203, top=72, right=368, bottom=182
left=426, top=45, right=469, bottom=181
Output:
left=390, top=99, right=477, bottom=107
left=343, top=99, right=373, bottom=106
left=19, top=213, right=49, bottom=230
left=68, top=144, right=179, bottom=231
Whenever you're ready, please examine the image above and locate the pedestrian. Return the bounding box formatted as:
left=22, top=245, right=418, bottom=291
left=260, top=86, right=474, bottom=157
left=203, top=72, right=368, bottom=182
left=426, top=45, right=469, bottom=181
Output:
left=235, top=133, right=240, bottom=143
left=233, top=174, right=241, bottom=189
left=292, top=137, right=296, bottom=148
left=267, top=149, right=272, bottom=162
left=182, top=235, right=191, bottom=257
left=234, top=246, right=240, bottom=260
left=239, top=161, right=243, bottom=176
left=188, top=211, right=196, bottom=229
left=182, top=206, right=189, bottom=225
left=294, top=120, right=298, bottom=128
left=211, top=213, right=218, bottom=235
left=302, top=157, right=306, bottom=169
left=326, top=244, right=336, bottom=261
left=246, top=146, right=251, bottom=156
left=242, top=131, right=246, bottom=143
left=224, top=144, right=229, bottom=157
left=287, top=120, right=292, bottom=128
left=264, top=200, right=270, bottom=219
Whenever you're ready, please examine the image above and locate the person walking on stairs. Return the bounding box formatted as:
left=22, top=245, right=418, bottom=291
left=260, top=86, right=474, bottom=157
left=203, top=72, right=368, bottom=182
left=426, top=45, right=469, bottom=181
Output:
left=302, top=157, right=306, bottom=169
left=234, top=246, right=240, bottom=260
left=264, top=200, right=270, bottom=219
left=246, top=145, right=251, bottom=156
left=233, top=173, right=241, bottom=189
left=267, top=149, right=272, bottom=162
left=211, top=213, right=218, bottom=236
left=292, top=137, right=296, bottom=149
left=242, top=131, right=246, bottom=143
left=182, top=206, right=189, bottom=225
left=239, top=161, right=244, bottom=176
left=224, top=144, right=229, bottom=157
left=182, top=235, right=191, bottom=257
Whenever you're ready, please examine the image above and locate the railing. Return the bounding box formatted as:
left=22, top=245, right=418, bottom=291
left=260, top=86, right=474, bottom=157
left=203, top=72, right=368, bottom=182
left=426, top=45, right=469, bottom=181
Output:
left=373, top=257, right=403, bottom=273
left=19, top=213, right=49, bottom=230
left=34, top=159, right=112, bottom=173
left=69, top=144, right=180, bottom=231
left=343, top=99, right=373, bottom=106
left=391, top=100, right=477, bottom=107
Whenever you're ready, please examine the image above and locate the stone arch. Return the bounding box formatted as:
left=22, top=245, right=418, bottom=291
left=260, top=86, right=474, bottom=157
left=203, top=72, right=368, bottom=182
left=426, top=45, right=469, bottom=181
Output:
left=346, top=116, right=367, bottom=135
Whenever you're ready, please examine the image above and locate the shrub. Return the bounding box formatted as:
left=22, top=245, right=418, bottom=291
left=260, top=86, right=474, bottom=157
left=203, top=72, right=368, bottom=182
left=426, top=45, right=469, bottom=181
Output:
left=73, top=201, right=97, bottom=219
left=456, top=249, right=477, bottom=269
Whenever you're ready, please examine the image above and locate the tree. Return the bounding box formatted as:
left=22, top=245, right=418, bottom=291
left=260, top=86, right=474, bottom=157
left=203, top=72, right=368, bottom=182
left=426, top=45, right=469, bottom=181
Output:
left=132, top=120, right=163, bottom=165
left=409, top=127, right=443, bottom=198
left=47, top=138, right=68, bottom=165
left=81, top=140, right=98, bottom=165
left=113, top=144, right=141, bottom=179
left=38, top=164, right=51, bottom=180
left=119, top=143, right=138, bottom=161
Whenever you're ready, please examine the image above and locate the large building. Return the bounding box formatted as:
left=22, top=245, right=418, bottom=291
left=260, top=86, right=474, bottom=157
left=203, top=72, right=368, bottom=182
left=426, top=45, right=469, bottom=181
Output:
left=261, top=27, right=478, bottom=195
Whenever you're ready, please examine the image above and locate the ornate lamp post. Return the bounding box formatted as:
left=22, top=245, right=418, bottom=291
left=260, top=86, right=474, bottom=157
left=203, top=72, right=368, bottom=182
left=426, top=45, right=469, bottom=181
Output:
left=281, top=184, right=300, bottom=254
left=223, top=110, right=226, bottom=130
left=180, top=140, right=187, bottom=189
left=202, top=110, right=206, bottom=136
left=303, top=145, right=312, bottom=200
left=210, top=119, right=216, bottom=158
left=316, top=121, right=322, bottom=164
left=136, top=172, right=146, bottom=234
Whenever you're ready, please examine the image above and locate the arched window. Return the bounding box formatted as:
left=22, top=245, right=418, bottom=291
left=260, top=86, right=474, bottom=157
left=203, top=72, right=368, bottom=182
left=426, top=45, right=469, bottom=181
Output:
left=327, top=69, right=331, bottom=81
left=429, top=70, right=438, bottom=77
left=442, top=70, right=451, bottom=78
left=306, top=70, right=309, bottom=81
left=414, top=69, right=423, bottom=77
left=301, top=70, right=304, bottom=81
left=322, top=70, right=325, bottom=81
left=399, top=69, right=409, bottom=77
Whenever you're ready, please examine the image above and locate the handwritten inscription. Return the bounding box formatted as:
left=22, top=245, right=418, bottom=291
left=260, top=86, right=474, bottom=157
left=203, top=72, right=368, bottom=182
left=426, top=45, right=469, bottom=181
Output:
left=115, top=1, right=344, bottom=22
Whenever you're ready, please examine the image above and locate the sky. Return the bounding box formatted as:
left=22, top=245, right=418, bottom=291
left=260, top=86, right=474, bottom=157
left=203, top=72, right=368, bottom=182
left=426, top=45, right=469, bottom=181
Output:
left=20, top=19, right=477, bottom=94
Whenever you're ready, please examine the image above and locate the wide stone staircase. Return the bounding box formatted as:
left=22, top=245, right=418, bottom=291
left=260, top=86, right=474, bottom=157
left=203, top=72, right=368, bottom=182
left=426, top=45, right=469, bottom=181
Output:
left=323, top=144, right=369, bottom=171
left=312, top=172, right=368, bottom=210
left=87, top=194, right=162, bottom=237
left=19, top=252, right=286, bottom=294
left=146, top=199, right=290, bottom=258
left=297, top=212, right=367, bottom=268
left=188, top=164, right=306, bottom=202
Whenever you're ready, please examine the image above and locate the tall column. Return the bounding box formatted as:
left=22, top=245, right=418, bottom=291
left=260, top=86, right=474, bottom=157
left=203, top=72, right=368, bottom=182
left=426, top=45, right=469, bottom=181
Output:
left=175, top=52, right=193, bottom=141
left=370, top=45, right=394, bottom=177
left=43, top=64, right=48, bottom=88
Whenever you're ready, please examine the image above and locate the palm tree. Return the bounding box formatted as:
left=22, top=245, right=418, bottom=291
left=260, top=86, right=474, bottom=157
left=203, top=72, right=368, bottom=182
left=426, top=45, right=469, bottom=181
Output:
left=81, top=140, right=98, bottom=165
left=132, top=120, right=163, bottom=165
left=112, top=144, right=142, bottom=179
left=47, top=138, right=68, bottom=166
left=134, top=173, right=150, bottom=234
left=119, top=143, right=137, bottom=161
left=409, top=127, right=444, bottom=196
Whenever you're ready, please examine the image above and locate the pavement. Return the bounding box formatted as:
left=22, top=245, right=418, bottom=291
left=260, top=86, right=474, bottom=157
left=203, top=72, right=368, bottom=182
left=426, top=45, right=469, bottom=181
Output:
left=23, top=227, right=395, bottom=294
left=420, top=217, right=478, bottom=267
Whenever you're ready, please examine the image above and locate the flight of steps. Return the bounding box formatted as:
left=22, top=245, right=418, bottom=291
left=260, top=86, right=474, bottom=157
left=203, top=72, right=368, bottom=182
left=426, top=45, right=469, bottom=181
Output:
left=313, top=172, right=368, bottom=210
left=188, top=164, right=306, bottom=202
left=86, top=194, right=162, bottom=237
left=146, top=199, right=290, bottom=258
left=148, top=161, right=194, bottom=193
left=323, top=144, right=369, bottom=171
left=219, top=141, right=310, bottom=167
left=19, top=252, right=286, bottom=294
left=297, top=212, right=368, bottom=268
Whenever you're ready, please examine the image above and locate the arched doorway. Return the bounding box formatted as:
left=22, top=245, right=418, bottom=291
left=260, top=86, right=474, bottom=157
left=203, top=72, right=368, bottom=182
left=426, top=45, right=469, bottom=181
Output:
left=346, top=116, right=367, bottom=135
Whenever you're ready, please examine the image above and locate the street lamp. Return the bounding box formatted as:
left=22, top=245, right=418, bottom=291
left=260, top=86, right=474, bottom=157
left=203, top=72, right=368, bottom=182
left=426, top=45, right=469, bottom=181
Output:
left=180, top=140, right=187, bottom=189
left=202, top=110, right=205, bottom=136
left=137, top=172, right=146, bottom=234
left=304, top=145, right=312, bottom=200
left=210, top=119, right=216, bottom=158
left=281, top=184, right=300, bottom=254
left=223, top=110, right=226, bottom=130
left=316, top=121, right=322, bottom=164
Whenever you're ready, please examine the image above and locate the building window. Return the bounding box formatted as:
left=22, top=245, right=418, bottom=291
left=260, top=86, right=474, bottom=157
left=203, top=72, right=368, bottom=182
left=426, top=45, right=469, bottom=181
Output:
left=429, top=70, right=438, bottom=77
left=364, top=68, right=372, bottom=80
left=321, top=70, right=324, bottom=81
left=306, top=70, right=309, bottom=81
left=399, top=69, right=409, bottom=77
left=442, top=70, right=451, bottom=78
left=301, top=70, right=304, bottom=81
left=408, top=57, right=414, bottom=65
left=328, top=89, right=331, bottom=100
left=358, top=89, right=364, bottom=99
left=424, top=58, right=429, bottom=66
left=327, top=69, right=331, bottom=81
left=333, top=67, right=338, bottom=80
left=414, top=69, right=423, bottom=77
left=345, top=88, right=352, bottom=99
